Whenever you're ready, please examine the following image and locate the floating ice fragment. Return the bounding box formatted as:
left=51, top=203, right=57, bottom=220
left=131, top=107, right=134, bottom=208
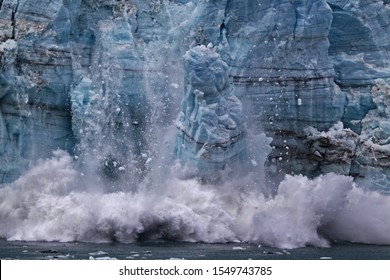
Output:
left=55, top=254, right=70, bottom=259
left=89, top=251, right=108, bottom=256
left=262, top=251, right=274, bottom=255
left=232, top=247, right=246, bottom=250
left=92, top=256, right=118, bottom=260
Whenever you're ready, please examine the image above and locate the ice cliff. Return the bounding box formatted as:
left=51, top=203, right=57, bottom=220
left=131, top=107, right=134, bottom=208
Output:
left=1, top=0, right=390, bottom=192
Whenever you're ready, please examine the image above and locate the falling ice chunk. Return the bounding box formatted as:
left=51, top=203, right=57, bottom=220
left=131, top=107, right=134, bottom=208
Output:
left=251, top=159, right=258, bottom=167
left=232, top=247, right=246, bottom=250
left=297, top=98, right=302, bottom=106
left=170, top=83, right=179, bottom=89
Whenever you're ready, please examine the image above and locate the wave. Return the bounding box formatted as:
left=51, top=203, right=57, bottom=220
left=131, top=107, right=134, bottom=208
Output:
left=1, top=150, right=390, bottom=249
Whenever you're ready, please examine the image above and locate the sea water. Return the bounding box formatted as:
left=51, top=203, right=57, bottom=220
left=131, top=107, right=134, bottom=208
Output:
left=1, top=239, right=390, bottom=260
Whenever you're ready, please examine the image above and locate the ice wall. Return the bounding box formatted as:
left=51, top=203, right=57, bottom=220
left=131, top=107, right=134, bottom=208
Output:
left=0, top=0, right=78, bottom=182
left=1, top=0, right=390, bottom=190
left=304, top=0, right=390, bottom=192
left=223, top=0, right=346, bottom=183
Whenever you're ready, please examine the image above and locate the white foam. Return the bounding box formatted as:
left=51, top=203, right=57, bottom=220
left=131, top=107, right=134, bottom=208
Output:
left=1, top=151, right=390, bottom=249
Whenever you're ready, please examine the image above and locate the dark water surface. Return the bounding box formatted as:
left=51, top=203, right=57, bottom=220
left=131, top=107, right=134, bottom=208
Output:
left=1, top=239, right=390, bottom=260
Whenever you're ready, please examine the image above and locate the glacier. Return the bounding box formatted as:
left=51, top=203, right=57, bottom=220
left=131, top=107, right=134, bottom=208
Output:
left=1, top=0, right=390, bottom=248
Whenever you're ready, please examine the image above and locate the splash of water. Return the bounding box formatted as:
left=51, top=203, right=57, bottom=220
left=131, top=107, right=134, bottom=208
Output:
left=1, top=150, right=390, bottom=249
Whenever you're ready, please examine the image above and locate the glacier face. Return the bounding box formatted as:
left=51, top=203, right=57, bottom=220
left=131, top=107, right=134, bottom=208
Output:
left=0, top=0, right=390, bottom=191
